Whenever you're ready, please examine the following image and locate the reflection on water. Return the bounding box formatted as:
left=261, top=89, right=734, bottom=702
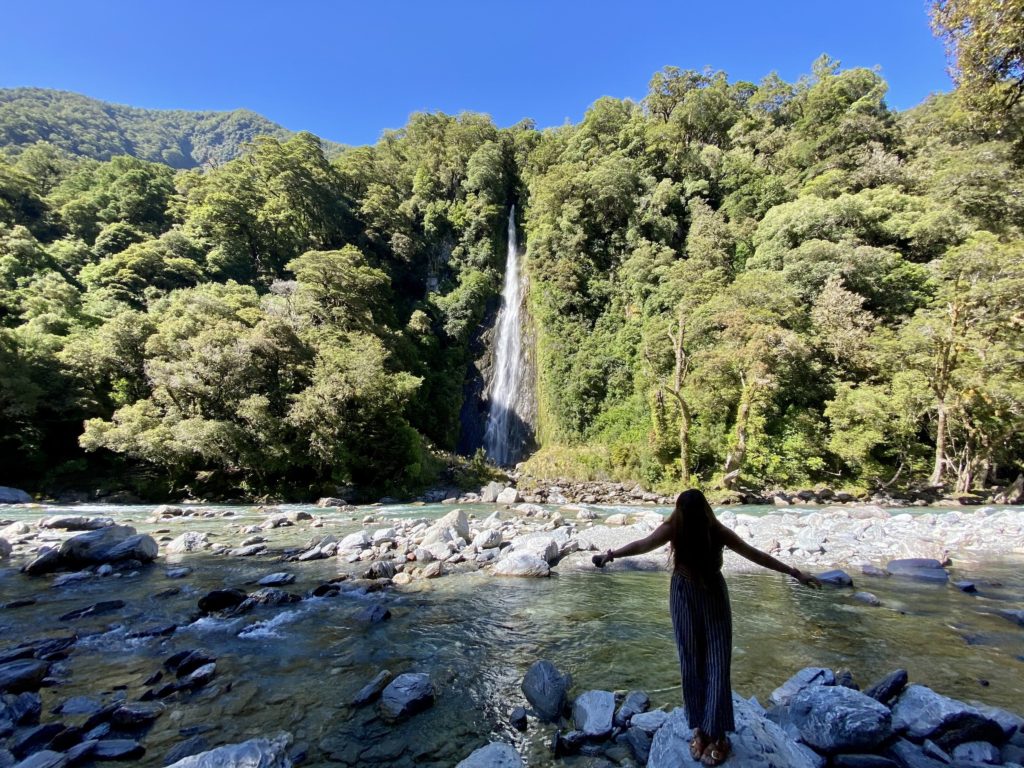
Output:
left=0, top=503, right=1021, bottom=766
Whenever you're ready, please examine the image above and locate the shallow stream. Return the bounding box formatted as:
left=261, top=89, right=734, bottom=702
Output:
left=1, top=502, right=1022, bottom=766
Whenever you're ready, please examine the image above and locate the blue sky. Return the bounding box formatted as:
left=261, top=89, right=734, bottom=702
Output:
left=2, top=0, right=950, bottom=146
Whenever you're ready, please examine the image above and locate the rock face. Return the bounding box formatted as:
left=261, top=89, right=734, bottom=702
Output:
left=789, top=685, right=893, bottom=753
left=455, top=742, right=523, bottom=768
left=573, top=690, right=616, bottom=738
left=165, top=734, right=293, bottom=768
left=0, top=487, right=32, bottom=504
left=522, top=660, right=571, bottom=721
left=648, top=697, right=824, bottom=768
left=379, top=673, right=434, bottom=719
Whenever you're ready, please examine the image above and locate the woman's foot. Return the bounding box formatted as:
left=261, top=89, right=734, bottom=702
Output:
left=689, top=729, right=708, bottom=761
left=701, top=737, right=730, bottom=766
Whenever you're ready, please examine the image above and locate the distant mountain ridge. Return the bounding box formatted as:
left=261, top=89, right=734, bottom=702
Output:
left=0, top=87, right=344, bottom=168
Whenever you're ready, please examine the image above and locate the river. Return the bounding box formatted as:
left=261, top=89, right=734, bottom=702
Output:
left=1, top=502, right=1022, bottom=766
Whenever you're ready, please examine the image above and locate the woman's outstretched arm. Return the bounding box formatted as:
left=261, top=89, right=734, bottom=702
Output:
left=591, top=521, right=672, bottom=568
left=717, top=525, right=822, bottom=587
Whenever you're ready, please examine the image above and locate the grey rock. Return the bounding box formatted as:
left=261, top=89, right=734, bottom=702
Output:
left=972, top=703, right=1024, bottom=740
left=433, top=509, right=469, bottom=541
left=227, top=543, right=265, bottom=557
left=853, top=592, right=882, bottom=606
left=65, top=741, right=97, bottom=764
left=480, top=482, right=506, bottom=503
left=648, top=698, right=824, bottom=768
left=1000, top=609, right=1024, bottom=627
left=197, top=589, right=247, bottom=613
left=165, top=567, right=191, bottom=579
left=818, top=570, right=854, bottom=587
left=379, top=673, right=434, bottom=719
left=492, top=552, right=550, bottom=577
left=38, top=516, right=114, bottom=531
left=51, top=571, right=93, bottom=588
left=162, top=736, right=209, bottom=766
left=91, top=740, right=145, bottom=760
left=59, top=526, right=157, bottom=565
left=862, top=565, right=889, bottom=578
left=165, top=533, right=209, bottom=555
left=886, top=738, right=948, bottom=768
left=496, top=487, right=521, bottom=505
left=951, top=741, right=1000, bottom=763
left=891, top=684, right=999, bottom=743
left=789, top=684, right=893, bottom=753
left=954, top=580, right=978, bottom=593
left=864, top=669, right=908, bottom=704
left=3, top=693, right=42, bottom=724
left=153, top=505, right=185, bottom=517
left=11, top=751, right=66, bottom=768
left=522, top=660, right=571, bottom=721
left=59, top=600, right=125, bottom=621
left=164, top=734, right=292, bottom=768
left=770, top=667, right=836, bottom=706
left=257, top=573, right=295, bottom=587
left=471, top=529, right=502, bottom=549
left=626, top=725, right=653, bottom=763
left=629, top=709, right=669, bottom=734
left=886, top=559, right=949, bottom=583
left=0, top=539, right=10, bottom=559
left=0, top=488, right=32, bottom=504
left=337, top=531, right=370, bottom=551
left=573, top=690, right=615, bottom=738
left=614, top=690, right=651, bottom=727
left=352, top=670, right=392, bottom=706
left=455, top=742, right=522, bottom=768
left=355, top=604, right=390, bottom=624
left=111, top=701, right=165, bottom=727
left=22, top=550, right=62, bottom=576
left=509, top=706, right=527, bottom=731
left=179, top=664, right=216, bottom=690
left=0, top=661, right=49, bottom=694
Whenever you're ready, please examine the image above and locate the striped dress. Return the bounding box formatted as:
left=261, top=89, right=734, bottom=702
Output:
left=669, top=545, right=735, bottom=739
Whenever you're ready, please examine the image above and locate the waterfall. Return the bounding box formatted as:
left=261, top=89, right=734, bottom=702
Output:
left=483, top=206, right=524, bottom=466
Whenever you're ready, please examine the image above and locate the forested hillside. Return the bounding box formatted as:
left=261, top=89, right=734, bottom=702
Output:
left=0, top=88, right=343, bottom=168
left=1, top=36, right=1022, bottom=501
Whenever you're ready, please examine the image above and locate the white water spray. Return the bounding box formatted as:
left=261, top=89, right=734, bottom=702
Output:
left=483, top=206, right=524, bottom=466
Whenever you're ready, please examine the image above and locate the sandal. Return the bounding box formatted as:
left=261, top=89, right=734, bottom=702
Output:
left=701, top=738, right=730, bottom=766
left=689, top=729, right=708, bottom=761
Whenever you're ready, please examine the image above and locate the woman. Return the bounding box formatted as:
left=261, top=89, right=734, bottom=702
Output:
left=592, top=489, right=821, bottom=766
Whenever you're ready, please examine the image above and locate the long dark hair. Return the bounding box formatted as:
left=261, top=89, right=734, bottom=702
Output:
left=669, top=489, right=722, bottom=575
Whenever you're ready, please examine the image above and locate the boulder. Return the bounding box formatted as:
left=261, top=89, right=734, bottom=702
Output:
left=92, top=740, right=146, bottom=760
left=0, top=487, right=32, bottom=504
left=153, top=505, right=185, bottom=517
left=22, top=549, right=61, bottom=576
left=258, top=573, right=295, bottom=587
left=0, top=538, right=10, bottom=559
left=480, top=482, right=506, bottom=503
left=886, top=738, right=949, bottom=768
left=614, top=690, right=651, bottom=727
left=630, top=709, right=670, bottom=733
left=165, top=734, right=292, bottom=768
left=864, top=669, right=908, bottom=704
left=351, top=670, right=392, bottom=706
left=605, top=514, right=629, bottom=526
left=379, top=673, right=434, bottom=719
left=521, top=660, right=570, bottom=721
left=59, top=525, right=157, bottom=565
left=434, top=509, right=469, bottom=541
left=993, top=474, right=1024, bottom=504
left=818, top=570, right=854, bottom=587
left=891, top=685, right=1001, bottom=745
left=12, top=750, right=67, bottom=768
left=165, top=532, right=209, bottom=555
left=886, top=559, right=949, bottom=583
left=0, top=660, right=50, bottom=694
left=197, top=589, right=247, bottom=613
left=648, top=698, right=824, bottom=768
left=38, top=516, right=113, bottom=531
left=789, top=685, right=893, bottom=753
left=511, top=534, right=560, bottom=564
left=951, top=741, right=1000, bottom=763
left=492, top=552, right=550, bottom=578
left=496, top=487, right=521, bottom=505
left=338, top=531, right=370, bottom=551
left=770, top=667, right=836, bottom=706
left=455, top=742, right=523, bottom=768
left=573, top=690, right=615, bottom=738
left=471, top=529, right=502, bottom=549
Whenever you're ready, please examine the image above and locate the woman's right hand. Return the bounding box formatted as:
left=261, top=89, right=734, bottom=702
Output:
left=793, top=568, right=822, bottom=588
left=592, top=550, right=614, bottom=568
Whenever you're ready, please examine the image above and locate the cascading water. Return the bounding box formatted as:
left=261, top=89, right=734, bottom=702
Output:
left=483, top=206, right=524, bottom=466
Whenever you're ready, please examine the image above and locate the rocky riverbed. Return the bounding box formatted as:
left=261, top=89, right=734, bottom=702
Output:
left=0, top=497, right=1022, bottom=766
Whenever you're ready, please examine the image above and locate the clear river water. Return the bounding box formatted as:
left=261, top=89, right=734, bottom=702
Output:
left=1, top=502, right=1022, bottom=767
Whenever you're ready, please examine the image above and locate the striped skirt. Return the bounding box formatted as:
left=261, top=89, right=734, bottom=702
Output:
left=669, top=570, right=735, bottom=738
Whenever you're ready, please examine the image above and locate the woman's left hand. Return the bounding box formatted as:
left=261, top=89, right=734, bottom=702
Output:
left=793, top=569, right=822, bottom=588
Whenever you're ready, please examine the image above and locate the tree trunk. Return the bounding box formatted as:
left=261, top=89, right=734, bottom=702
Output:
left=930, top=399, right=947, bottom=486
left=678, top=398, right=691, bottom=486
left=723, top=383, right=753, bottom=489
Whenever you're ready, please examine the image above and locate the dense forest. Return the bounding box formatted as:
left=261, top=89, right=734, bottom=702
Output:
left=0, top=88, right=344, bottom=168
left=1, top=2, right=1022, bottom=501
